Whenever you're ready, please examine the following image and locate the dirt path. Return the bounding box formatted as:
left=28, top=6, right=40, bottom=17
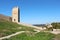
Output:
left=50, top=31, right=60, bottom=34
left=0, top=31, right=25, bottom=40
left=0, top=30, right=39, bottom=40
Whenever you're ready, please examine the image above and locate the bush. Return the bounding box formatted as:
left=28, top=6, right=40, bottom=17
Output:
left=51, top=22, right=60, bottom=29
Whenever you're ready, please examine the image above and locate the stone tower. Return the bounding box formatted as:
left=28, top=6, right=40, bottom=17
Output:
left=12, top=7, right=20, bottom=23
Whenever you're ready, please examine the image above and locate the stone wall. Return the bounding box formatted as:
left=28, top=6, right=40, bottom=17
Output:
left=0, top=14, right=12, bottom=21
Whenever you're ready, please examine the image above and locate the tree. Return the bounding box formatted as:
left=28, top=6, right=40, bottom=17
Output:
left=51, top=22, right=60, bottom=29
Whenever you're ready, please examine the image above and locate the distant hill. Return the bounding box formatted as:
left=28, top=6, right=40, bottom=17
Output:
left=0, top=14, right=12, bottom=21
left=33, top=24, right=46, bottom=27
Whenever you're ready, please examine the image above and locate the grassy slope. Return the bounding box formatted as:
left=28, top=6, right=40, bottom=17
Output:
left=0, top=19, right=34, bottom=37
left=1, top=19, right=60, bottom=40
left=5, top=32, right=55, bottom=40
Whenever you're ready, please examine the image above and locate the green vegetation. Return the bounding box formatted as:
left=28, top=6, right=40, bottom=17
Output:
left=4, top=32, right=55, bottom=40
left=51, top=22, right=60, bottom=29
left=0, top=19, right=35, bottom=37
left=0, top=19, right=60, bottom=40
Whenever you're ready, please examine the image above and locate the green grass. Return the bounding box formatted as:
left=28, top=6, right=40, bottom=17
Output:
left=4, top=32, right=55, bottom=40
left=0, top=19, right=58, bottom=40
left=0, top=20, right=35, bottom=37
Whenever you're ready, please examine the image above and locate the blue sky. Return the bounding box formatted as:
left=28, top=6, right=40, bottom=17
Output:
left=0, top=0, right=60, bottom=24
